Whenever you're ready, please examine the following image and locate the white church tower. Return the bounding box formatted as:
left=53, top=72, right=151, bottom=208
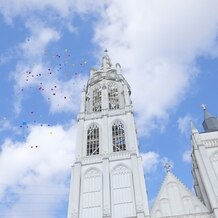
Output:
left=67, top=55, right=150, bottom=218
left=191, top=106, right=218, bottom=218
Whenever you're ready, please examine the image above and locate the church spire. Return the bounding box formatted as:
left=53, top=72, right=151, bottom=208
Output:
left=201, top=104, right=218, bottom=132
left=190, top=120, right=199, bottom=134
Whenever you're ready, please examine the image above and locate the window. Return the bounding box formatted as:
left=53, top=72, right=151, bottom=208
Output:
left=93, top=86, right=102, bottom=112
left=87, top=124, right=99, bottom=156
left=112, top=120, right=126, bottom=152
left=108, top=83, right=119, bottom=110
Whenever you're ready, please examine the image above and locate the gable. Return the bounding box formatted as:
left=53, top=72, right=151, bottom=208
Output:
left=151, top=172, right=209, bottom=218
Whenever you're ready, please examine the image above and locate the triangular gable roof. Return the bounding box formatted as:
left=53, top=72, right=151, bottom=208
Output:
left=151, top=172, right=209, bottom=218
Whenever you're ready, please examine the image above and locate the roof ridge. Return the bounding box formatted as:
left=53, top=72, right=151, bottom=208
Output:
left=151, top=172, right=208, bottom=212
left=170, top=172, right=207, bottom=206
left=150, top=172, right=169, bottom=210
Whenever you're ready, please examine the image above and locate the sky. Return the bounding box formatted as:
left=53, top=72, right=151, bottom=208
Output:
left=0, top=0, right=218, bottom=217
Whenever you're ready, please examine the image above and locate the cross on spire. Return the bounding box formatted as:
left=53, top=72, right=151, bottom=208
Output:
left=164, top=162, right=172, bottom=173
left=200, top=104, right=207, bottom=110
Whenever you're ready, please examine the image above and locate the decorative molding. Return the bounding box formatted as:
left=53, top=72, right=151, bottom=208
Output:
left=71, top=210, right=78, bottom=218
left=81, top=155, right=103, bottom=165
left=212, top=152, right=218, bottom=162
left=202, top=139, right=218, bottom=148
left=109, top=151, right=130, bottom=160
left=79, top=151, right=132, bottom=164
left=84, top=168, right=101, bottom=178
left=103, top=208, right=111, bottom=216
left=112, top=165, right=129, bottom=175
left=136, top=202, right=144, bottom=212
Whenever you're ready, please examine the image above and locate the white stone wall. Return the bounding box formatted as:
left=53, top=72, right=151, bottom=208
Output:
left=191, top=129, right=218, bottom=218
left=68, top=57, right=150, bottom=218
left=151, top=173, right=209, bottom=218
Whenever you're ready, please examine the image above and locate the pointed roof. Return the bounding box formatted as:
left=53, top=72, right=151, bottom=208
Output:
left=151, top=172, right=209, bottom=218
left=190, top=120, right=199, bottom=134
left=201, top=105, right=218, bottom=132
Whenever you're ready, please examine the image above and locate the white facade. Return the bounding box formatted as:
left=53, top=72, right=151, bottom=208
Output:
left=68, top=55, right=218, bottom=218
left=67, top=55, right=150, bottom=218
left=191, top=121, right=218, bottom=218
left=151, top=172, right=210, bottom=218
left=151, top=114, right=218, bottom=218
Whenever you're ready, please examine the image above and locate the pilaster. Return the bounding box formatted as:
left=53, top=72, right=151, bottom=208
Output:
left=102, top=82, right=109, bottom=110
left=195, top=146, right=218, bottom=212
left=124, top=84, right=131, bottom=105
left=102, top=115, right=109, bottom=154
left=126, top=112, right=138, bottom=152
left=80, top=89, right=86, bottom=113
left=67, top=162, right=81, bottom=218
left=131, top=154, right=146, bottom=217
left=76, top=119, right=85, bottom=158
left=103, top=157, right=111, bottom=218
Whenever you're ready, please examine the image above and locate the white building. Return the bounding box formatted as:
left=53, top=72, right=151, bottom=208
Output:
left=68, top=55, right=218, bottom=218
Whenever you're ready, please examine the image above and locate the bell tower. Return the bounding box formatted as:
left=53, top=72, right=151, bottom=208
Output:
left=191, top=106, right=218, bottom=218
left=67, top=55, right=150, bottom=218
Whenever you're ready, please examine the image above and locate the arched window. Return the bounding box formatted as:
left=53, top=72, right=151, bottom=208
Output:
left=93, top=86, right=102, bottom=112
left=112, top=120, right=126, bottom=152
left=108, top=83, right=119, bottom=110
left=87, top=124, right=99, bottom=156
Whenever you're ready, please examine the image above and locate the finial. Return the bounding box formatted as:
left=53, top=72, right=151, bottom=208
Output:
left=102, top=53, right=112, bottom=71
left=190, top=120, right=198, bottom=134
left=164, top=162, right=172, bottom=173
left=104, top=49, right=108, bottom=53
left=200, top=104, right=206, bottom=111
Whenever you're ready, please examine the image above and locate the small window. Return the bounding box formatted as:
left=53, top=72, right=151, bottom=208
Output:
left=93, top=86, right=102, bottom=112
left=87, top=124, right=99, bottom=156
left=112, top=120, right=126, bottom=152
left=108, top=83, right=119, bottom=110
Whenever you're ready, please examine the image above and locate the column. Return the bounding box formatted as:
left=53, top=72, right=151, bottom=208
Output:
left=123, top=84, right=131, bottom=105
left=126, top=112, right=138, bottom=152
left=67, top=162, right=81, bottom=218
left=76, top=119, right=84, bottom=157
left=131, top=154, right=145, bottom=218
left=137, top=156, right=150, bottom=218
left=195, top=147, right=218, bottom=211
left=103, top=157, right=111, bottom=218
left=102, top=83, right=109, bottom=110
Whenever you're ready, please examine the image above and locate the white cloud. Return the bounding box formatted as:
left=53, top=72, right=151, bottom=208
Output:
left=2, top=0, right=218, bottom=135
left=21, top=20, right=60, bottom=59
left=13, top=61, right=87, bottom=114
left=0, top=118, right=11, bottom=132
left=0, top=0, right=104, bottom=23
left=141, top=152, right=160, bottom=174
left=93, top=0, right=218, bottom=136
left=182, top=149, right=192, bottom=163
left=0, top=118, right=21, bottom=134
left=11, top=18, right=88, bottom=114
left=0, top=123, right=77, bottom=218
left=177, top=114, right=192, bottom=136
left=141, top=152, right=174, bottom=174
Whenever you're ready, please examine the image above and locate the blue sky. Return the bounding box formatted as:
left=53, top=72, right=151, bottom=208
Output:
left=0, top=1, right=218, bottom=217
